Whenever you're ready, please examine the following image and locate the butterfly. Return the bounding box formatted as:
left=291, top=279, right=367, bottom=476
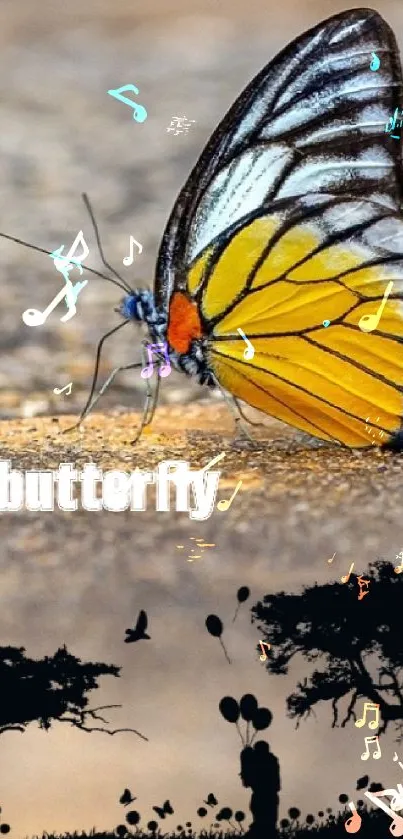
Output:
left=119, top=788, right=137, bottom=806
left=4, top=9, right=403, bottom=449
left=124, top=609, right=150, bottom=643
left=152, top=800, right=174, bottom=819
left=103, top=8, right=403, bottom=449
left=203, top=793, right=218, bottom=808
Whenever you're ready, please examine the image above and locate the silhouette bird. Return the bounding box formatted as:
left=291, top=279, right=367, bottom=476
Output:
left=119, top=788, right=137, bottom=806
left=124, top=610, right=151, bottom=643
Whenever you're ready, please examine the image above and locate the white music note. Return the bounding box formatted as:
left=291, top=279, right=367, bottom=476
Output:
left=237, top=328, right=255, bottom=360
left=22, top=278, right=87, bottom=327
left=123, top=236, right=143, bottom=267
left=53, top=382, right=72, bottom=396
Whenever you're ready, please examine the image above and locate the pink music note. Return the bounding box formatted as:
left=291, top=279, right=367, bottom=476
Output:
left=140, top=342, right=171, bottom=379
left=344, top=802, right=362, bottom=833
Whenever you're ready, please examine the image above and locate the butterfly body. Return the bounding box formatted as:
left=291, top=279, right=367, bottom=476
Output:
left=118, top=289, right=217, bottom=385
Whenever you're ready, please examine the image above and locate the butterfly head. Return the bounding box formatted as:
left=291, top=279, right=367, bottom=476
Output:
left=115, top=289, right=168, bottom=336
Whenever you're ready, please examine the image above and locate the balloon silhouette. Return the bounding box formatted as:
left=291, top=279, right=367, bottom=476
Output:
left=233, top=586, right=250, bottom=622
left=219, top=696, right=240, bottom=723
left=240, top=694, right=258, bottom=722
left=205, top=614, right=231, bottom=664
left=206, top=614, right=223, bottom=637
left=251, top=707, right=272, bottom=731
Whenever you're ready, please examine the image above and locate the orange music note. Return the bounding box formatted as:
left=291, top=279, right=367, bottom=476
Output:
left=217, top=480, right=242, bottom=511
left=259, top=641, right=271, bottom=661
left=344, top=802, right=362, bottom=833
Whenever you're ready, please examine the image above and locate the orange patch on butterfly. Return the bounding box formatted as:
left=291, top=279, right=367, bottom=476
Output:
left=167, top=292, right=203, bottom=354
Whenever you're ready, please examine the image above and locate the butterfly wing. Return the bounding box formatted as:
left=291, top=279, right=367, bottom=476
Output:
left=153, top=806, right=165, bottom=819
left=164, top=800, right=174, bottom=815
left=156, top=8, right=403, bottom=447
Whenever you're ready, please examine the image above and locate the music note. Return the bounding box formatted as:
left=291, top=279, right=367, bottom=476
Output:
left=123, top=236, right=143, bottom=267
left=107, top=84, right=148, bottom=123
left=51, top=231, right=89, bottom=278
left=53, top=382, right=73, bottom=396
left=140, top=342, right=171, bottom=379
left=259, top=640, right=271, bottom=661
left=358, top=281, right=394, bottom=333
left=361, top=735, right=381, bottom=760
left=395, top=565, right=403, bottom=574
left=22, top=277, right=86, bottom=327
left=370, top=52, right=380, bottom=71
left=341, top=562, right=355, bottom=583
left=237, top=328, right=255, bottom=360
left=344, top=801, right=362, bottom=833
left=217, top=480, right=242, bottom=512
left=327, top=552, right=336, bottom=564
left=365, top=789, right=403, bottom=836
left=355, top=702, right=380, bottom=730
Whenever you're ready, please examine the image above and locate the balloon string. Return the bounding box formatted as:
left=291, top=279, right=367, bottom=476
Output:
left=235, top=720, right=245, bottom=746
left=219, top=637, right=232, bottom=665
left=250, top=730, right=258, bottom=746
left=232, top=604, right=240, bottom=623
left=246, top=720, right=250, bottom=745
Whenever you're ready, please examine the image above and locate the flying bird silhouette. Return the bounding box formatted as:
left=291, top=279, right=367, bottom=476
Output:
left=124, top=610, right=151, bottom=643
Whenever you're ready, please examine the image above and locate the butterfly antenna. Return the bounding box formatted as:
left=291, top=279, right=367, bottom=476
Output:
left=81, top=192, right=133, bottom=294
left=0, top=231, right=130, bottom=295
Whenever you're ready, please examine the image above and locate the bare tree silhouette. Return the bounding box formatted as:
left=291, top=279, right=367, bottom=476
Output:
left=251, top=560, right=403, bottom=736
left=0, top=644, right=148, bottom=740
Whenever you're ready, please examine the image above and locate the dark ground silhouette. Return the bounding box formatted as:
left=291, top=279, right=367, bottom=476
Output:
left=5, top=560, right=400, bottom=839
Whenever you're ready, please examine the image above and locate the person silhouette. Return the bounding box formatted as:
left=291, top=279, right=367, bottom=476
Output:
left=240, top=740, right=280, bottom=838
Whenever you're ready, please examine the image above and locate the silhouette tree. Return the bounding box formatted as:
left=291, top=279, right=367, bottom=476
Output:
left=251, top=560, right=403, bottom=736
left=0, top=644, right=147, bottom=740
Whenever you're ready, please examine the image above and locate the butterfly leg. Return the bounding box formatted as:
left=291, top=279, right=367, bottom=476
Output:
left=63, top=320, right=130, bottom=433
left=212, top=377, right=258, bottom=447
left=75, top=361, right=145, bottom=428
left=130, top=342, right=161, bottom=445
left=233, top=396, right=266, bottom=428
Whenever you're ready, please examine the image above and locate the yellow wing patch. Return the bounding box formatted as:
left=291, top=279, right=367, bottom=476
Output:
left=188, top=207, right=403, bottom=447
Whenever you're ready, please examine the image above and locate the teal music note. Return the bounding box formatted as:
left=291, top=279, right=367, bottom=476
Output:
left=370, top=52, right=380, bottom=71
left=107, top=84, right=148, bottom=123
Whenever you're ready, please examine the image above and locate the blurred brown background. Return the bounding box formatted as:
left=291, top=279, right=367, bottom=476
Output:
left=0, top=1, right=403, bottom=837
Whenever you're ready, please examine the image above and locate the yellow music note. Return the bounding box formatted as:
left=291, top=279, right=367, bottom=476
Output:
left=217, top=480, right=242, bottom=511
left=259, top=640, right=271, bottom=661
left=358, top=281, right=394, bottom=332
left=355, top=702, right=380, bottom=730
